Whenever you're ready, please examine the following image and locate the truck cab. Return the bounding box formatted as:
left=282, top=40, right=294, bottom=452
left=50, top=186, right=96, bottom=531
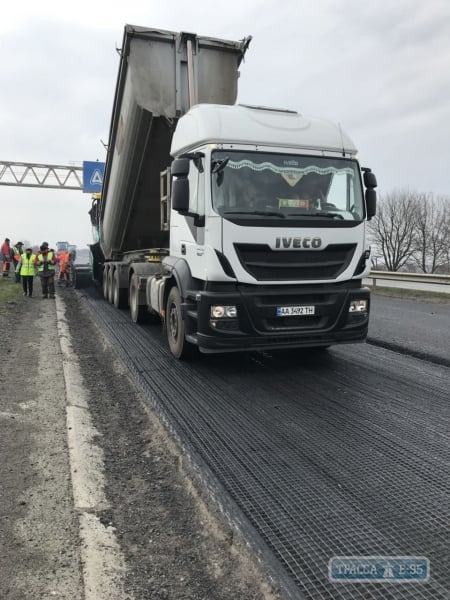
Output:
left=154, top=104, right=377, bottom=357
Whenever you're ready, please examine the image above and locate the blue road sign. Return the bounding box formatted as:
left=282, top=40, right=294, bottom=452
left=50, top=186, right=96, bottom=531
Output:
left=83, top=161, right=105, bottom=193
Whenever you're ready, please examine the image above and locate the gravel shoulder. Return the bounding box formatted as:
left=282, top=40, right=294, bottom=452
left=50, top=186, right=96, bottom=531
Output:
left=0, top=294, right=83, bottom=599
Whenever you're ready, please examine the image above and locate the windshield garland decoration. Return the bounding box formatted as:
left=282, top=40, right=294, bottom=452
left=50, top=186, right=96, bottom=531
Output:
left=226, top=159, right=354, bottom=177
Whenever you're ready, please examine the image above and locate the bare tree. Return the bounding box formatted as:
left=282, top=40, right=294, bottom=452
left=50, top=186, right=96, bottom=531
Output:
left=412, top=193, right=450, bottom=273
left=368, top=189, right=419, bottom=271
left=441, top=200, right=450, bottom=273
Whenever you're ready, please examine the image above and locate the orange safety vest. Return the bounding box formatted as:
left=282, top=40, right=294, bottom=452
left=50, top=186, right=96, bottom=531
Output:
left=1, top=242, right=11, bottom=260
left=58, top=251, right=71, bottom=272
left=13, top=246, right=23, bottom=262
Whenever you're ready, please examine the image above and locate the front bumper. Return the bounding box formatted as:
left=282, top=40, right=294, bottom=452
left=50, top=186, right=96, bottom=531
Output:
left=185, top=281, right=370, bottom=354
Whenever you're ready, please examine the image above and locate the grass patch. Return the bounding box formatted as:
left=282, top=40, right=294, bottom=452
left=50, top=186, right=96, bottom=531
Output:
left=0, top=276, right=24, bottom=312
left=368, top=285, right=450, bottom=304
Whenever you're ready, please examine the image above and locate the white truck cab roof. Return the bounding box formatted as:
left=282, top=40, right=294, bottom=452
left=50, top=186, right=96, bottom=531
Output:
left=171, top=104, right=358, bottom=157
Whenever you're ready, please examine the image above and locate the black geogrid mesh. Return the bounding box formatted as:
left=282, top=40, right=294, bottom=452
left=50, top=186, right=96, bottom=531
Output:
left=83, top=291, right=450, bottom=600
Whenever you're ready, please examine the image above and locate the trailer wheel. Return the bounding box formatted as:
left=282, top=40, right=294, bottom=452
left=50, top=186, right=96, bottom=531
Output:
left=113, top=269, right=127, bottom=309
left=102, top=266, right=110, bottom=300
left=166, top=286, right=196, bottom=359
left=107, top=268, right=115, bottom=304
left=129, top=273, right=146, bottom=323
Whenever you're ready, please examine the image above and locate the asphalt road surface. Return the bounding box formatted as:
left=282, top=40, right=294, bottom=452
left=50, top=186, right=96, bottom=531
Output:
left=368, top=295, right=450, bottom=365
left=1, top=285, right=449, bottom=600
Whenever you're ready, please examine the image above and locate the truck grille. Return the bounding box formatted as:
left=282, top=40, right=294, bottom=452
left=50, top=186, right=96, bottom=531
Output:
left=234, top=243, right=357, bottom=281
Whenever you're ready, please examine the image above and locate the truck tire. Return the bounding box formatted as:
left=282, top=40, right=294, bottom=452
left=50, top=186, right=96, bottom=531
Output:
left=102, top=266, right=110, bottom=300
left=129, top=273, right=146, bottom=323
left=113, top=269, right=128, bottom=309
left=166, top=286, right=196, bottom=360
left=107, top=268, right=115, bottom=304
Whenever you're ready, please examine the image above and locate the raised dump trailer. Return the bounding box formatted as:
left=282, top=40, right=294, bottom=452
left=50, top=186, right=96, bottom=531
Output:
left=92, top=24, right=377, bottom=359
left=92, top=25, right=249, bottom=263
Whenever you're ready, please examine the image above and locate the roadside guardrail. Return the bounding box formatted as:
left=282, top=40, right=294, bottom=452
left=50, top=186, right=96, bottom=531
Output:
left=2, top=260, right=449, bottom=288
left=369, top=270, right=450, bottom=287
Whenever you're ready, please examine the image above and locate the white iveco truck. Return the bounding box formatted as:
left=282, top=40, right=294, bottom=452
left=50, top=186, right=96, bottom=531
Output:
left=91, top=25, right=377, bottom=359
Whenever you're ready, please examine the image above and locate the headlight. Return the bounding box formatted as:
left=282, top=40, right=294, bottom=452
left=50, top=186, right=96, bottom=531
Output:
left=211, top=305, right=237, bottom=319
left=210, top=305, right=239, bottom=330
left=349, top=299, right=368, bottom=313
left=225, top=306, right=237, bottom=318
left=211, top=305, right=225, bottom=318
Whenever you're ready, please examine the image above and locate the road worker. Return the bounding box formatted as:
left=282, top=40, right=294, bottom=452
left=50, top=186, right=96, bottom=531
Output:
left=12, top=241, right=24, bottom=283
left=18, top=247, right=37, bottom=297
left=57, top=250, right=71, bottom=286
left=34, top=244, right=57, bottom=299
left=1, top=238, right=12, bottom=277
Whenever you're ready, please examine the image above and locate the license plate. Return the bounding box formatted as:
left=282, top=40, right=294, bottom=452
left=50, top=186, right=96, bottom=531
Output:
left=276, top=305, right=315, bottom=316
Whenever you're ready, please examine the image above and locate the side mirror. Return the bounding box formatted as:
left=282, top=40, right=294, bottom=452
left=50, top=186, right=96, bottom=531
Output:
left=366, top=188, right=377, bottom=220
left=171, top=157, right=190, bottom=213
left=363, top=169, right=377, bottom=189
left=170, top=155, right=204, bottom=225
left=172, top=178, right=190, bottom=213
left=171, top=158, right=190, bottom=178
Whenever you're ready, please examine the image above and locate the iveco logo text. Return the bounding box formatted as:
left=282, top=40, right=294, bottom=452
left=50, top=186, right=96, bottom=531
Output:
left=275, top=237, right=322, bottom=249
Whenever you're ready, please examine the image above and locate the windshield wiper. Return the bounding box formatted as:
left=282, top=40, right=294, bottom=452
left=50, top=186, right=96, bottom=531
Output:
left=288, top=212, right=345, bottom=220
left=223, top=210, right=286, bottom=218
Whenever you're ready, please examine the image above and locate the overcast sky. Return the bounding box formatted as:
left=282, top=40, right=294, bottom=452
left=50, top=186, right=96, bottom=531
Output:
left=1, top=0, right=449, bottom=248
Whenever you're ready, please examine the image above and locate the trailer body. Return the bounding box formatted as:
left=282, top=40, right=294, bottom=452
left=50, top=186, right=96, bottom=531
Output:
left=97, top=25, right=247, bottom=260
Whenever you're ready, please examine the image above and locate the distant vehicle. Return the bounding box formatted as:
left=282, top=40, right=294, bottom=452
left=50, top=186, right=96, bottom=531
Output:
left=56, top=241, right=69, bottom=253
left=89, top=25, right=377, bottom=359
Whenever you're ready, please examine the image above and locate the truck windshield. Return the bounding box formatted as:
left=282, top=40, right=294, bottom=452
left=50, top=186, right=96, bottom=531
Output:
left=211, top=151, right=364, bottom=221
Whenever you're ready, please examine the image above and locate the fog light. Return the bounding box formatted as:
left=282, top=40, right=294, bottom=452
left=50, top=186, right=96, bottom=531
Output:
left=349, top=299, right=368, bottom=312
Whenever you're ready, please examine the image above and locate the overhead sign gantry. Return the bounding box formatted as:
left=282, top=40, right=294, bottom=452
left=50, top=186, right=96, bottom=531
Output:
left=0, top=160, right=104, bottom=192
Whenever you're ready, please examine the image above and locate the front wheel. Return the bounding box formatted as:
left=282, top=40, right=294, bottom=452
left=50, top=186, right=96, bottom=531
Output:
left=166, top=287, right=196, bottom=360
